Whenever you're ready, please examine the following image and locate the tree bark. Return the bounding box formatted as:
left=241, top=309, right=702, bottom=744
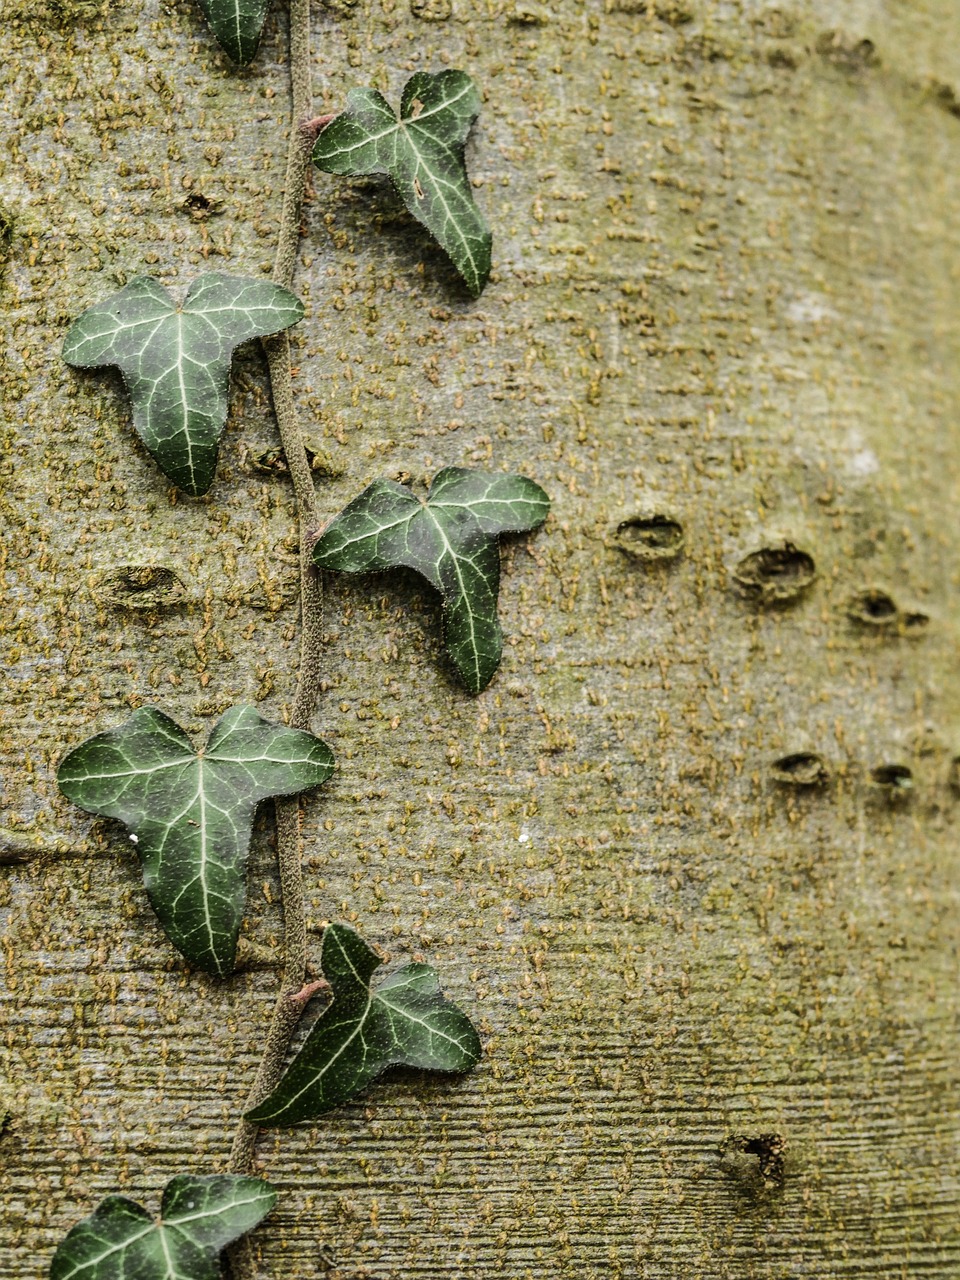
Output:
left=2, top=1, right=959, bottom=1276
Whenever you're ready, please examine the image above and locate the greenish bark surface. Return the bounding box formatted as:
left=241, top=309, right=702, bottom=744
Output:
left=2, top=1, right=959, bottom=1277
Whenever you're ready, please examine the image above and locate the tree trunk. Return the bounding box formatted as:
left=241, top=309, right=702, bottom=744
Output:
left=2, top=0, right=959, bottom=1276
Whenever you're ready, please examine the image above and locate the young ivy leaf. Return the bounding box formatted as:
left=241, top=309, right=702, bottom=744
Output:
left=57, top=705, right=334, bottom=978
left=49, top=1174, right=276, bottom=1280
left=196, top=0, right=270, bottom=66
left=247, top=923, right=481, bottom=1126
left=62, top=274, right=304, bottom=496
left=313, top=70, right=492, bottom=297
left=311, top=466, right=550, bottom=694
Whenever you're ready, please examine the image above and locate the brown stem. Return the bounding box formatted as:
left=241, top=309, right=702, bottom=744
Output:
left=226, top=0, right=321, bottom=1272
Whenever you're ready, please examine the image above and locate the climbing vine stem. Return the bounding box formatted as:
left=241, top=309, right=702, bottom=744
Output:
left=227, top=0, right=324, bottom=1211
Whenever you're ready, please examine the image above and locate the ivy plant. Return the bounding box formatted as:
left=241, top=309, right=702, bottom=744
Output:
left=49, top=1175, right=276, bottom=1280
left=57, top=705, right=334, bottom=977
left=314, top=70, right=491, bottom=297
left=62, top=274, right=304, bottom=496
left=48, top=0, right=517, bottom=1266
left=196, top=0, right=270, bottom=66
left=247, top=923, right=481, bottom=1126
left=312, top=466, right=550, bottom=693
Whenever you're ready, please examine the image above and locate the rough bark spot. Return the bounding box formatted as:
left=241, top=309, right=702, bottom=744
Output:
left=848, top=587, right=898, bottom=626
left=848, top=589, right=929, bottom=634
left=90, top=565, right=187, bottom=610
left=870, top=763, right=914, bottom=797
left=9, top=0, right=106, bottom=30
left=250, top=446, right=288, bottom=474
left=410, top=0, right=452, bottom=19
left=819, top=30, right=880, bottom=69
left=0, top=208, right=12, bottom=271
left=508, top=3, right=548, bottom=25
left=613, top=514, right=685, bottom=563
left=719, top=1133, right=786, bottom=1197
left=181, top=191, right=224, bottom=220
left=0, top=844, right=34, bottom=866
left=926, top=79, right=960, bottom=119
left=816, top=30, right=880, bottom=70
left=754, top=7, right=800, bottom=39
left=770, top=752, right=829, bottom=788
left=733, top=543, right=815, bottom=605
left=249, top=438, right=344, bottom=478
left=766, top=46, right=802, bottom=70
left=607, top=0, right=693, bottom=23
left=901, top=610, right=931, bottom=633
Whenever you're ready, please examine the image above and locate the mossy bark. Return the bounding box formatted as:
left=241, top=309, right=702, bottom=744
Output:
left=2, top=1, right=959, bottom=1276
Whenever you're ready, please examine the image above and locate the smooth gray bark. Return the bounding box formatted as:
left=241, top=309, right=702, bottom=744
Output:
left=1, top=1, right=959, bottom=1276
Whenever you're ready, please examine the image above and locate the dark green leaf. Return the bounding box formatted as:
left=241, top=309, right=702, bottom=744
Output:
left=196, top=0, right=270, bottom=65
left=62, top=274, right=304, bottom=496
left=313, top=70, right=491, bottom=296
left=311, top=467, right=549, bottom=693
left=49, top=1174, right=276, bottom=1280
left=57, top=705, right=334, bottom=977
left=246, top=923, right=481, bottom=1125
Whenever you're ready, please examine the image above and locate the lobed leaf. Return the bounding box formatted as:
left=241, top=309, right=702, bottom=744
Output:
left=62, top=274, right=304, bottom=496
left=57, top=705, right=334, bottom=977
left=313, top=70, right=492, bottom=296
left=311, top=467, right=550, bottom=693
left=49, top=1174, right=276, bottom=1280
left=196, top=0, right=271, bottom=65
left=246, top=923, right=481, bottom=1125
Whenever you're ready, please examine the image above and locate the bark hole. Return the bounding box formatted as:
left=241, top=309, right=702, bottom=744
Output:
left=719, top=1133, right=786, bottom=1197
left=849, top=588, right=898, bottom=625
left=733, top=543, right=816, bottom=605
left=770, top=752, right=829, bottom=788
left=91, top=565, right=188, bottom=610
left=614, top=514, right=685, bottom=563
left=870, top=763, right=914, bottom=797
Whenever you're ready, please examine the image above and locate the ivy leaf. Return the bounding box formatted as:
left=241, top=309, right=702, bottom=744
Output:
left=311, top=467, right=549, bottom=694
left=313, top=70, right=491, bottom=297
left=196, top=0, right=270, bottom=66
left=62, top=274, right=304, bottom=496
left=247, top=923, right=481, bottom=1126
left=49, top=1174, right=276, bottom=1280
left=57, top=706, right=334, bottom=977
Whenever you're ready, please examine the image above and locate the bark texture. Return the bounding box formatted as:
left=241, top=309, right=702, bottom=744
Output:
left=2, top=0, right=959, bottom=1277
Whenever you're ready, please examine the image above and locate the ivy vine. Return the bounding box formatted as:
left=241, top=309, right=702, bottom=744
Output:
left=51, top=0, right=549, bottom=1275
